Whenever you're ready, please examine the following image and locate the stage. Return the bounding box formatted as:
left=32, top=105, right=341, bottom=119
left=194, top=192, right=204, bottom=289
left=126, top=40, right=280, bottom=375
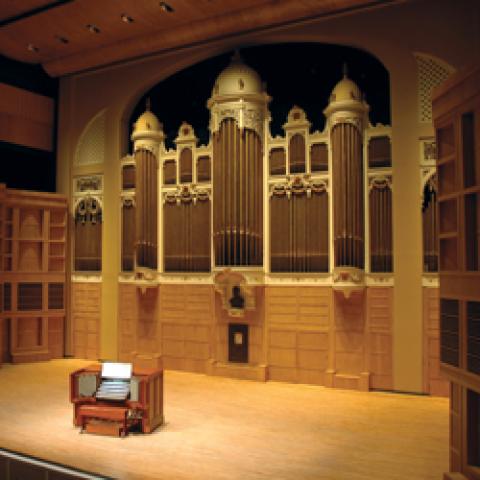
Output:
left=0, top=359, right=448, bottom=480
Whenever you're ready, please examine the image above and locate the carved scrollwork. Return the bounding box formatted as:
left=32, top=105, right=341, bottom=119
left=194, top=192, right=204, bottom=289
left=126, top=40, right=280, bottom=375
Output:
left=333, top=268, right=364, bottom=284
left=121, top=195, right=135, bottom=207
left=75, top=195, right=102, bottom=224
left=243, top=108, right=263, bottom=137
left=164, top=185, right=210, bottom=205
left=331, top=115, right=363, bottom=132
left=270, top=176, right=328, bottom=199
left=214, top=269, right=256, bottom=318
left=369, top=175, right=392, bottom=191
left=75, top=175, right=102, bottom=193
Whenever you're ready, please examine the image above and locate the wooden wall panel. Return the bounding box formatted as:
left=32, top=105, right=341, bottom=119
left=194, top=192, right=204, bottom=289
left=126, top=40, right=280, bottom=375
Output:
left=117, top=284, right=161, bottom=361
left=0, top=318, right=9, bottom=363
left=449, top=383, right=462, bottom=472
left=423, top=287, right=449, bottom=396
left=118, top=283, right=138, bottom=361
left=72, top=283, right=100, bottom=360
left=266, top=286, right=331, bottom=385
left=137, top=288, right=160, bottom=354
left=47, top=316, right=64, bottom=358
left=160, top=284, right=214, bottom=373
left=368, top=287, right=393, bottom=390
left=0, top=84, right=54, bottom=152
left=333, top=292, right=365, bottom=377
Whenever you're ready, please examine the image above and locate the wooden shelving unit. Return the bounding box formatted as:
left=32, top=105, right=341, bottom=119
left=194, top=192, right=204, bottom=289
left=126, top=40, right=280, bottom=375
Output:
left=433, top=64, right=480, bottom=480
left=0, top=187, right=67, bottom=364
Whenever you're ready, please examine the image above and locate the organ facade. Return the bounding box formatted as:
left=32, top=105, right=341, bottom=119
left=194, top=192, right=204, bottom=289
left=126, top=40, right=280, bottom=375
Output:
left=67, top=52, right=444, bottom=393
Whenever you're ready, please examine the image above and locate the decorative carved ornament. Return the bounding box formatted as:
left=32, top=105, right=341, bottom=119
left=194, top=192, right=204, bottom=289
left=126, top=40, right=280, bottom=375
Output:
left=163, top=185, right=210, bottom=205
left=369, top=176, right=392, bottom=191
left=421, top=167, right=437, bottom=190
left=331, top=115, right=363, bottom=131
left=121, top=195, right=135, bottom=207
left=74, top=195, right=102, bottom=223
left=214, top=269, right=256, bottom=318
left=134, top=143, right=159, bottom=156
left=174, top=121, right=197, bottom=145
left=283, top=105, right=311, bottom=132
left=421, top=139, right=437, bottom=162
left=270, top=176, right=328, bottom=199
left=75, top=175, right=102, bottom=193
left=243, top=108, right=263, bottom=136
left=210, top=103, right=264, bottom=137
left=135, top=267, right=158, bottom=292
left=332, top=267, right=365, bottom=299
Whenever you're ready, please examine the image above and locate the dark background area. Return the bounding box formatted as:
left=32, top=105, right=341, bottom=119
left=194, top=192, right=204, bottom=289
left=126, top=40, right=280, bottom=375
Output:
left=0, top=55, right=58, bottom=192
left=130, top=43, right=390, bottom=149
left=0, top=43, right=389, bottom=192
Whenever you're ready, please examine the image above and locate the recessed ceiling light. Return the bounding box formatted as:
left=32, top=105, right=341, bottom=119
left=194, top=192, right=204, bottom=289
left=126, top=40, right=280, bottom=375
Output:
left=86, top=24, right=100, bottom=34
left=55, top=35, right=69, bottom=44
left=27, top=43, right=39, bottom=52
left=121, top=13, right=134, bottom=23
left=159, top=2, right=174, bottom=12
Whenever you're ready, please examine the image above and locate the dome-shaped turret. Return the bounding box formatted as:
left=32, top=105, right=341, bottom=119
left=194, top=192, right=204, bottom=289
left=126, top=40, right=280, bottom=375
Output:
left=131, top=98, right=165, bottom=148
left=330, top=76, right=362, bottom=103
left=133, top=108, right=162, bottom=133
left=211, top=50, right=263, bottom=97
left=323, top=65, right=369, bottom=124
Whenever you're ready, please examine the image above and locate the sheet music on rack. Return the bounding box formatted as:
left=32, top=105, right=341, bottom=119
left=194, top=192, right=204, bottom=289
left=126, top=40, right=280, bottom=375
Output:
left=96, top=362, right=132, bottom=401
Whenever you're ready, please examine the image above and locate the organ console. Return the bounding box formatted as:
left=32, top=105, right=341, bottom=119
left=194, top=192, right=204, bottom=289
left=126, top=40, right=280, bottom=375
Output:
left=70, top=362, right=164, bottom=437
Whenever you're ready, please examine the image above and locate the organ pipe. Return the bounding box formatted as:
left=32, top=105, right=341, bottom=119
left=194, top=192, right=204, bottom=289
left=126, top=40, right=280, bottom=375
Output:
left=369, top=180, right=393, bottom=272
left=332, top=122, right=364, bottom=269
left=213, top=119, right=263, bottom=266
left=270, top=184, right=329, bottom=273
left=422, top=175, right=438, bottom=272
left=135, top=148, right=158, bottom=270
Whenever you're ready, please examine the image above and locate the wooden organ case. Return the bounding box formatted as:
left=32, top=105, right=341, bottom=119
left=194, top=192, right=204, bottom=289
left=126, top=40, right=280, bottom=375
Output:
left=70, top=362, right=163, bottom=437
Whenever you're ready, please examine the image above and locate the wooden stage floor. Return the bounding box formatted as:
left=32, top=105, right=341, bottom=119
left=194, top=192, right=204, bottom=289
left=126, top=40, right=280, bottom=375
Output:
left=0, top=359, right=448, bottom=480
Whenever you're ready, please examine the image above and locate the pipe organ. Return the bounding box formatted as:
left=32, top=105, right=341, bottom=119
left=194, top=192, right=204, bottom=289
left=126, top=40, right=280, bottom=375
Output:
left=67, top=50, right=432, bottom=395
left=118, top=55, right=395, bottom=281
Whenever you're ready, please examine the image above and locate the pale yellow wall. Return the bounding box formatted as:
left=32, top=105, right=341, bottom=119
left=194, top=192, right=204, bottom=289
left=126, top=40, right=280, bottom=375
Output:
left=56, top=0, right=480, bottom=390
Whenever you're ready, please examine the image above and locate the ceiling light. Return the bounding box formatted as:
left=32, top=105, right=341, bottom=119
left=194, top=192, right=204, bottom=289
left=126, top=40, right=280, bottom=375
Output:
left=27, top=43, right=39, bottom=53
left=121, top=14, right=134, bottom=23
left=159, top=2, right=174, bottom=13
left=86, top=24, right=100, bottom=34
left=55, top=35, right=69, bottom=44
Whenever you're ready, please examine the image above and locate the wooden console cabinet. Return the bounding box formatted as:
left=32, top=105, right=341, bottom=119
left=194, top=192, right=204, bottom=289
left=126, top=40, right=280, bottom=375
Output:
left=70, top=364, right=164, bottom=437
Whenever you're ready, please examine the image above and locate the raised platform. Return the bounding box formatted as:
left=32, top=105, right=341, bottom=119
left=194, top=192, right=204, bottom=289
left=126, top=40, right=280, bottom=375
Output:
left=0, top=359, right=449, bottom=480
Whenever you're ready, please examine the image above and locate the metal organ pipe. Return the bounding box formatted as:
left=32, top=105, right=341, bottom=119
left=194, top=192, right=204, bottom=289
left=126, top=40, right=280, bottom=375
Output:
left=134, top=148, right=158, bottom=270
left=332, top=122, right=364, bottom=269
left=213, top=119, right=263, bottom=266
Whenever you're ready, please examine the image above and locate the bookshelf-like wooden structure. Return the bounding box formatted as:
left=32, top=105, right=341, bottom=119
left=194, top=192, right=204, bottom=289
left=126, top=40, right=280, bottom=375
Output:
left=1, top=186, right=67, bottom=363
left=433, top=65, right=480, bottom=480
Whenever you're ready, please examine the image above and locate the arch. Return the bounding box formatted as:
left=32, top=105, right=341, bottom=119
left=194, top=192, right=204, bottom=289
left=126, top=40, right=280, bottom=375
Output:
left=74, top=196, right=102, bottom=271
left=74, top=109, right=106, bottom=166
left=120, top=41, right=392, bottom=152
left=179, top=147, right=193, bottom=183
left=289, top=133, right=306, bottom=174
